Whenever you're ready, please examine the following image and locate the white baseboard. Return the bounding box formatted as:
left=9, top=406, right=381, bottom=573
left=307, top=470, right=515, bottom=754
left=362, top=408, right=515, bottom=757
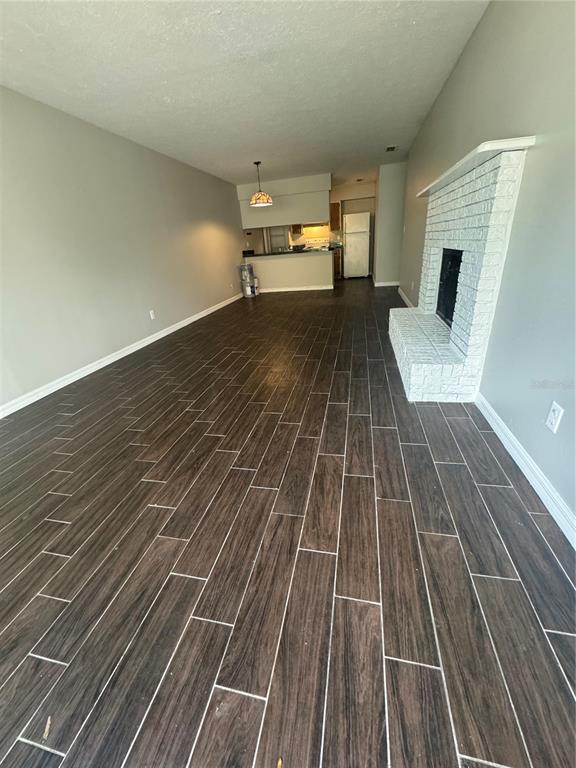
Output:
left=373, top=280, right=400, bottom=287
left=258, top=285, right=333, bottom=293
left=0, top=292, right=243, bottom=418
left=398, top=286, right=415, bottom=307
left=475, top=393, right=575, bottom=547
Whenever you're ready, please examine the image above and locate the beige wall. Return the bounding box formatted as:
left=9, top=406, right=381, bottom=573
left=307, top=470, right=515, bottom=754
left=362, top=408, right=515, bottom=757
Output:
left=399, top=1, right=575, bottom=510
left=330, top=181, right=376, bottom=203
left=374, top=162, right=406, bottom=285
left=0, top=87, right=243, bottom=408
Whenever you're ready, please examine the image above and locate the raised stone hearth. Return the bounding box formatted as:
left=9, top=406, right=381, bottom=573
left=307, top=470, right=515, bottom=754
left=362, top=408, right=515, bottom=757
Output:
left=390, top=137, right=534, bottom=402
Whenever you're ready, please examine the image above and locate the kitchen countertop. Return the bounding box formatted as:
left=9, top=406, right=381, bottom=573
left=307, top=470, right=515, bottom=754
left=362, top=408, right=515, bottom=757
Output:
left=243, top=247, right=340, bottom=258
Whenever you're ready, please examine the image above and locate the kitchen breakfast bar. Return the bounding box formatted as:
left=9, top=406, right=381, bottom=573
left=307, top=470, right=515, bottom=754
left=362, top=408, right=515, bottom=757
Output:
left=242, top=248, right=334, bottom=293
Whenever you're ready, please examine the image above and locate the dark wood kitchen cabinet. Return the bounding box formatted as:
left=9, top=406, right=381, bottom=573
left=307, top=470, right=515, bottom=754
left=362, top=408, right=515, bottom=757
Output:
left=330, top=202, right=341, bottom=231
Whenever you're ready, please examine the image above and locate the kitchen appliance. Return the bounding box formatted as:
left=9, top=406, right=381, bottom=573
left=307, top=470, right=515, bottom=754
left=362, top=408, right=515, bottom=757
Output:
left=343, top=212, right=370, bottom=278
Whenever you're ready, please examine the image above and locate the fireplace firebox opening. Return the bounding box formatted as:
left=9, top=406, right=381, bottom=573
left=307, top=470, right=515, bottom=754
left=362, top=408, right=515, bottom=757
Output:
left=436, top=248, right=463, bottom=327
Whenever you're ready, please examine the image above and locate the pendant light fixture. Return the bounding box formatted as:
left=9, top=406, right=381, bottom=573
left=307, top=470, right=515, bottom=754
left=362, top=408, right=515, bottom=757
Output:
left=249, top=161, right=273, bottom=207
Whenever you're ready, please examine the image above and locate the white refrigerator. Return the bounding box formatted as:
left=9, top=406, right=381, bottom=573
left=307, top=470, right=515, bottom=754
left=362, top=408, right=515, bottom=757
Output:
left=343, top=212, right=370, bottom=277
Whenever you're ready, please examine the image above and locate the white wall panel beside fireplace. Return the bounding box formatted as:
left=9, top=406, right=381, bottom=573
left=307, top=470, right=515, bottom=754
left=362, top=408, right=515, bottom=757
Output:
left=390, top=140, right=533, bottom=402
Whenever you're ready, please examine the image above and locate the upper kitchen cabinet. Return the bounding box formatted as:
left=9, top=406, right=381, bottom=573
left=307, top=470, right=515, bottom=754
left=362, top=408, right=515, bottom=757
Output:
left=236, top=173, right=331, bottom=229
left=330, top=201, right=341, bottom=231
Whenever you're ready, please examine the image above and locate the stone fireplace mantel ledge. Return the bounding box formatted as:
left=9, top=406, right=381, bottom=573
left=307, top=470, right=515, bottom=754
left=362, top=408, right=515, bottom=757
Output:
left=416, top=136, right=535, bottom=198
left=391, top=137, right=534, bottom=402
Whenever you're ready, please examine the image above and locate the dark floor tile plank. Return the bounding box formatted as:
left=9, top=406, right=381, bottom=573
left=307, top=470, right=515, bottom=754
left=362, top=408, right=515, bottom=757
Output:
left=301, top=454, right=343, bottom=552
left=350, top=378, right=370, bottom=415
left=299, top=392, right=328, bottom=438
left=370, top=384, right=396, bottom=427
left=329, top=370, right=350, bottom=404
left=345, top=414, right=373, bottom=476
left=24, top=538, right=184, bottom=753
left=218, top=513, right=302, bottom=696
left=127, top=399, right=189, bottom=444
left=36, top=506, right=173, bottom=663
left=0, top=453, right=69, bottom=511
left=319, top=403, right=347, bottom=455
left=0, top=471, right=64, bottom=529
left=59, top=575, right=203, bottom=768
left=174, top=468, right=254, bottom=577
left=0, top=492, right=67, bottom=560
left=150, top=433, right=223, bottom=508
left=439, top=402, right=468, bottom=417
left=378, top=500, right=438, bottom=665
left=254, top=550, right=334, bottom=768
left=201, top=384, right=242, bottom=422
left=0, top=553, right=65, bottom=633
left=234, top=412, right=280, bottom=470
left=0, top=426, right=65, bottom=477
left=0, top=657, right=64, bottom=761
left=437, top=463, right=517, bottom=577
left=372, top=427, right=409, bottom=501
left=402, top=444, right=455, bottom=535
left=282, top=380, right=312, bottom=422
left=337, top=475, right=379, bottom=602
left=219, top=402, right=265, bottom=451
left=144, top=420, right=209, bottom=482
left=368, top=359, right=387, bottom=386
left=335, top=348, right=352, bottom=371
left=386, top=365, right=405, bottom=396
left=137, top=409, right=199, bottom=462
left=481, top=431, right=548, bottom=515
left=387, top=658, right=458, bottom=768
left=123, top=614, right=229, bottom=768
left=392, top=394, right=426, bottom=444
left=43, top=483, right=160, bottom=600
left=158, top=448, right=235, bottom=535
left=253, top=422, right=299, bottom=489
left=0, top=594, right=65, bottom=687
left=194, top=488, right=276, bottom=624
left=416, top=404, right=463, bottom=463
left=475, top=577, right=575, bottom=768
left=448, top=418, right=509, bottom=486
left=421, top=534, right=529, bottom=767
left=0, top=519, right=65, bottom=590
left=273, top=436, right=318, bottom=516
left=464, top=402, right=493, bottom=431
left=188, top=688, right=263, bottom=768
left=265, top=379, right=296, bottom=414
left=351, top=354, right=368, bottom=378
left=480, top=486, right=575, bottom=633
left=1, top=741, right=62, bottom=768
left=209, top=393, right=252, bottom=436
left=547, top=631, right=576, bottom=694
left=57, top=416, right=135, bottom=474
left=312, top=348, right=337, bottom=394
left=50, top=444, right=145, bottom=522
left=323, top=598, right=386, bottom=767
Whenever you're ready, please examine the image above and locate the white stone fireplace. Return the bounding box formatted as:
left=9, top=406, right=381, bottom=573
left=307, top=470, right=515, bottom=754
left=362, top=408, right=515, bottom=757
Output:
left=389, top=137, right=535, bottom=402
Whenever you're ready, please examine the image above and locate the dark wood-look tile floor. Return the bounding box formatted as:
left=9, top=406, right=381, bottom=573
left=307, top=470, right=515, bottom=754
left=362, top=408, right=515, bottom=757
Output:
left=0, top=279, right=573, bottom=767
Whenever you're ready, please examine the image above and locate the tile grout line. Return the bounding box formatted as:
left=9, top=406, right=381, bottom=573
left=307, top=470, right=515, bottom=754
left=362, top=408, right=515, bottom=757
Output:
left=317, top=324, right=349, bottom=768
left=370, top=343, right=391, bottom=768
left=391, top=369, right=464, bottom=768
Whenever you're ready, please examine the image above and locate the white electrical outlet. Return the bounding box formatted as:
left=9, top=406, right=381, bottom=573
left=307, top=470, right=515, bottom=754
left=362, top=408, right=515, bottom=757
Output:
left=545, top=401, right=564, bottom=434
left=149, top=309, right=156, bottom=320
left=411, top=281, right=415, bottom=291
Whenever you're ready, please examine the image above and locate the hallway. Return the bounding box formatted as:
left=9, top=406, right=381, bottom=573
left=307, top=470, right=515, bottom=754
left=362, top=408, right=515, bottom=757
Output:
left=0, top=281, right=573, bottom=767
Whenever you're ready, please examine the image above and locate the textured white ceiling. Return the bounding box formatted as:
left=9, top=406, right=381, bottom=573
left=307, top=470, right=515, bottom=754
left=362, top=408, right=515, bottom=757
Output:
left=0, top=1, right=487, bottom=184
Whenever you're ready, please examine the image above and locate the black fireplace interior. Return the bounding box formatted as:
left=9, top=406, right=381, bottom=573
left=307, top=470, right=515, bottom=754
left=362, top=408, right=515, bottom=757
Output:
left=436, top=248, right=463, bottom=327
